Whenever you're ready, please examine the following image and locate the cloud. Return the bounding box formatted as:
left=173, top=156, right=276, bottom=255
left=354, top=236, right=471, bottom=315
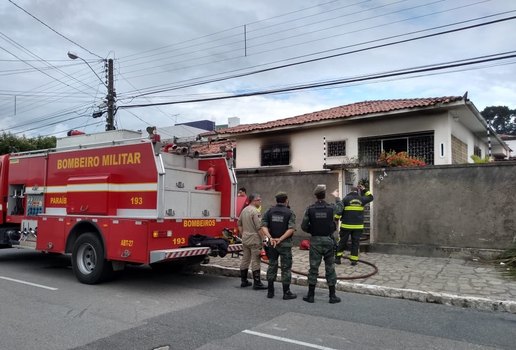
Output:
left=1, top=0, right=515, bottom=137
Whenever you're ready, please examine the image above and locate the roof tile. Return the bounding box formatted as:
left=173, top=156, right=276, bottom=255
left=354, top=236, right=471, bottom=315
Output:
left=213, top=96, right=463, bottom=135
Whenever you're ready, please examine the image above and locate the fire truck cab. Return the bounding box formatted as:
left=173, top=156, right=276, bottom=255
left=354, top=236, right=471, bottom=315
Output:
left=0, top=130, right=242, bottom=284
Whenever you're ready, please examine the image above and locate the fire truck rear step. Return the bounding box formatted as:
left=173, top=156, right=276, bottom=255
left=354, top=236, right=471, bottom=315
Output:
left=15, top=240, right=37, bottom=250
left=150, top=244, right=242, bottom=264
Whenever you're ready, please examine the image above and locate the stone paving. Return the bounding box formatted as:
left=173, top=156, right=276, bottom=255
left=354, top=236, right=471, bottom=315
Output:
left=202, top=248, right=516, bottom=314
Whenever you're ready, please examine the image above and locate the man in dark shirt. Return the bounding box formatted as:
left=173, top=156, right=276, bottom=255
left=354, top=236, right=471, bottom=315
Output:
left=301, top=184, right=341, bottom=304
left=261, top=191, right=297, bottom=300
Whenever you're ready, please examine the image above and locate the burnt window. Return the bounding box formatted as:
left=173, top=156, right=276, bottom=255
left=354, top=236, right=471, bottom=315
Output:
left=327, top=140, right=346, bottom=157
left=261, top=144, right=290, bottom=166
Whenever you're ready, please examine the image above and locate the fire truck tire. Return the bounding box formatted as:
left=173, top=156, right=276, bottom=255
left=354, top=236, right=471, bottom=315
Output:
left=72, top=232, right=113, bottom=284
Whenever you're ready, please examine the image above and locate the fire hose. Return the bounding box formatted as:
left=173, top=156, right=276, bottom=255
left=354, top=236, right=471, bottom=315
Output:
left=260, top=253, right=378, bottom=280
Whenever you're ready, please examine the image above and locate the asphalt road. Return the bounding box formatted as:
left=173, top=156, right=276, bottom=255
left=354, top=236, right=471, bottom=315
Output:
left=1, top=249, right=516, bottom=350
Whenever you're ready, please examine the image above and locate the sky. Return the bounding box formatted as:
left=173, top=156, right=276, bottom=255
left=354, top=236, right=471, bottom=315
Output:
left=0, top=0, right=515, bottom=138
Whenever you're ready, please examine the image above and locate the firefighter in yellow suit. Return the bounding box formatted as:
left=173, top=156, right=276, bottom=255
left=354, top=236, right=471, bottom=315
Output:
left=334, top=185, right=373, bottom=266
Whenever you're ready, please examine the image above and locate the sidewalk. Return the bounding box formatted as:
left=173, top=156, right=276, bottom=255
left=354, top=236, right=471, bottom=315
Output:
left=202, top=248, right=516, bottom=314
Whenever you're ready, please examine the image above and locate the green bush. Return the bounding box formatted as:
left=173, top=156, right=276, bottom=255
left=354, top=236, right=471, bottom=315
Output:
left=470, top=155, right=491, bottom=163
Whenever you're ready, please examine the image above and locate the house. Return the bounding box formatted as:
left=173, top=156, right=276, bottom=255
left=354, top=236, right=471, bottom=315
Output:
left=211, top=95, right=509, bottom=173
left=500, top=134, right=516, bottom=159
left=206, top=95, right=510, bottom=235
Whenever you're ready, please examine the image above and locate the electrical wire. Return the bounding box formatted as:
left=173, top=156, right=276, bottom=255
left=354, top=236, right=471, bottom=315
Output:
left=119, top=0, right=370, bottom=63
left=119, top=14, right=516, bottom=100
left=0, top=45, right=98, bottom=97
left=117, top=0, right=483, bottom=81
left=7, top=0, right=103, bottom=59
left=118, top=0, right=430, bottom=74
left=118, top=51, right=516, bottom=109
left=4, top=1, right=514, bottom=136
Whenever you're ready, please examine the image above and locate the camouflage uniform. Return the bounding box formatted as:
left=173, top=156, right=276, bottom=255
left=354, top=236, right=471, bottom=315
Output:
left=301, top=201, right=337, bottom=286
left=262, top=204, right=296, bottom=284
left=301, top=184, right=341, bottom=303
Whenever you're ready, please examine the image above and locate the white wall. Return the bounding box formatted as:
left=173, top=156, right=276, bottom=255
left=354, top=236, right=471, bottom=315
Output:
left=235, top=112, right=458, bottom=171
left=505, top=139, right=516, bottom=157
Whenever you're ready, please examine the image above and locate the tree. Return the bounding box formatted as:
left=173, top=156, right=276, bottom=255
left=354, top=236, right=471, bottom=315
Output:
left=480, top=106, right=516, bottom=135
left=0, top=132, right=56, bottom=155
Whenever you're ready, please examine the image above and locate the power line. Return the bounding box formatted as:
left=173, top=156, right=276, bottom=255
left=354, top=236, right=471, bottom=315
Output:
left=2, top=102, right=97, bottom=133
left=0, top=31, right=99, bottom=92
left=0, top=62, right=103, bottom=116
left=118, top=0, right=367, bottom=62
left=7, top=0, right=103, bottom=59
left=120, top=3, right=490, bottom=87
left=0, top=45, right=98, bottom=98
left=119, top=14, right=516, bottom=100
left=116, top=0, right=472, bottom=81
left=119, top=52, right=516, bottom=110
left=117, top=0, right=418, bottom=74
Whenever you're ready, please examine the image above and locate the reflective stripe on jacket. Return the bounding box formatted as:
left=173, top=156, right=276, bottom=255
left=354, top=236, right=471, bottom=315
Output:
left=334, top=190, right=373, bottom=229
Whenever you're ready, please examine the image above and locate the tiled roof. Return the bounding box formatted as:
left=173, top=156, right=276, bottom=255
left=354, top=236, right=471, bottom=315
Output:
left=212, top=96, right=463, bottom=135
left=190, top=140, right=235, bottom=155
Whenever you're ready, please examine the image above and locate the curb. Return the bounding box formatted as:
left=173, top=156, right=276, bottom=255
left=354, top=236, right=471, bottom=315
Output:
left=200, top=264, right=516, bottom=314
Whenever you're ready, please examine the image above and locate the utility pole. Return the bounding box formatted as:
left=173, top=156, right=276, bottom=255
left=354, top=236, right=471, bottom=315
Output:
left=106, top=58, right=116, bottom=131
left=68, top=52, right=116, bottom=131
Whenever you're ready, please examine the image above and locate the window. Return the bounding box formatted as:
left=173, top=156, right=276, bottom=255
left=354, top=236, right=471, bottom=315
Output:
left=358, top=132, right=434, bottom=165
left=474, top=145, right=481, bottom=157
left=327, top=140, right=346, bottom=157
left=383, top=138, right=407, bottom=153
left=261, top=144, right=290, bottom=166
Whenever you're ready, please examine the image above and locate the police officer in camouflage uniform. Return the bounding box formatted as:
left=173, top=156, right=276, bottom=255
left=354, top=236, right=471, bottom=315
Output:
left=261, top=192, right=297, bottom=300
left=301, top=184, right=341, bottom=304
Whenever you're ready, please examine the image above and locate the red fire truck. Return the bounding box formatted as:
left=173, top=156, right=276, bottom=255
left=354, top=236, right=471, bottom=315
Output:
left=0, top=130, right=242, bottom=284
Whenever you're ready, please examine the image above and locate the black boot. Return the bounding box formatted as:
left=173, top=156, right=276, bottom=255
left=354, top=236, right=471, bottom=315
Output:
left=267, top=281, right=274, bottom=298
left=303, top=284, right=315, bottom=303
left=252, top=270, right=267, bottom=290
left=335, top=256, right=342, bottom=265
left=329, top=285, right=341, bottom=304
left=240, top=269, right=251, bottom=288
left=282, top=284, right=297, bottom=300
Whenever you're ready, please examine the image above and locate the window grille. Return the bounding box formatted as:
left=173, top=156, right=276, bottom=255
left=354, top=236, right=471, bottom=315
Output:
left=358, top=132, right=434, bottom=166
left=327, top=140, right=346, bottom=157
left=358, top=139, right=381, bottom=165
left=408, top=134, right=434, bottom=165
left=261, top=144, right=290, bottom=166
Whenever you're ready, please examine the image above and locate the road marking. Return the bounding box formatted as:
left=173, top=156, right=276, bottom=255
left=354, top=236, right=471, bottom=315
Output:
left=242, top=330, right=338, bottom=350
left=0, top=276, right=58, bottom=291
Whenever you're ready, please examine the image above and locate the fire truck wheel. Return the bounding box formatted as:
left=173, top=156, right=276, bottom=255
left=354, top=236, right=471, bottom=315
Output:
left=72, top=232, right=113, bottom=284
